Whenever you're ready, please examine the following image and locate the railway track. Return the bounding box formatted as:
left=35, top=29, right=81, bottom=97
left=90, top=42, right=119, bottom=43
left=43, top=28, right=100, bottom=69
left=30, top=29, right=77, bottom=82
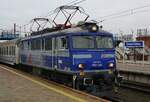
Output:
left=103, top=97, right=123, bottom=102
left=121, top=80, right=150, bottom=93
left=115, top=81, right=150, bottom=102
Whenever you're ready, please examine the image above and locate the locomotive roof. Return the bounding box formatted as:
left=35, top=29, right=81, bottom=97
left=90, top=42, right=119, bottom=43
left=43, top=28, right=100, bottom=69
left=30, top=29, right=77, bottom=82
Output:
left=22, top=26, right=113, bottom=41
left=62, top=26, right=112, bottom=35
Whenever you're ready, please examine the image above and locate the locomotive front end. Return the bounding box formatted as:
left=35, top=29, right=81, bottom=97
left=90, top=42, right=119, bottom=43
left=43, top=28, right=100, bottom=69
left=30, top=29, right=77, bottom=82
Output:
left=70, top=30, right=121, bottom=97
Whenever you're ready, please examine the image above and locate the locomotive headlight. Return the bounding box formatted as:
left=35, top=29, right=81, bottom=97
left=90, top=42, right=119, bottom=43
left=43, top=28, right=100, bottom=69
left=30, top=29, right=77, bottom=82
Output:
left=108, top=63, right=114, bottom=68
left=92, top=26, right=97, bottom=31
left=89, top=25, right=99, bottom=32
left=78, top=64, right=85, bottom=69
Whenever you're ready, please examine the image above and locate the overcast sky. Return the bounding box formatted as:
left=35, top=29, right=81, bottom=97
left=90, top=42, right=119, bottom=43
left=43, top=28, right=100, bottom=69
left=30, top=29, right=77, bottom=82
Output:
left=1, top=0, right=150, bottom=34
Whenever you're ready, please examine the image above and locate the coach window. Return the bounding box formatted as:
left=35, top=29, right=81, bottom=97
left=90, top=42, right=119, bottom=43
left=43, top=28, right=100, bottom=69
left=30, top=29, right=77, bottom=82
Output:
left=41, top=39, right=45, bottom=50
left=1, top=48, right=2, bottom=55
left=31, top=40, right=36, bottom=50
left=1, top=48, right=3, bottom=55
left=23, top=41, right=29, bottom=50
left=12, top=46, right=15, bottom=55
left=31, top=39, right=41, bottom=50
left=31, top=40, right=35, bottom=50
left=57, top=36, right=68, bottom=50
left=36, top=39, right=41, bottom=50
left=28, top=41, right=31, bottom=50
left=11, top=47, right=13, bottom=55
left=12, top=46, right=14, bottom=55
left=3, top=47, right=5, bottom=55
left=8, top=47, right=9, bottom=55
left=4, top=47, right=6, bottom=55
left=6, top=47, right=8, bottom=55
left=0, top=48, right=2, bottom=55
left=5, top=47, right=7, bottom=55
left=1, top=47, right=3, bottom=55
left=6, top=47, right=7, bottom=55
left=10, top=46, right=11, bottom=55
left=11, top=46, right=13, bottom=55
left=0, top=47, right=1, bottom=55
left=1, top=47, right=2, bottom=55
left=45, top=38, right=52, bottom=50
left=9, top=46, right=11, bottom=55
left=4, top=47, right=5, bottom=55
left=10, top=46, right=12, bottom=55
left=0, top=48, right=1, bottom=55
left=3, top=47, right=4, bottom=55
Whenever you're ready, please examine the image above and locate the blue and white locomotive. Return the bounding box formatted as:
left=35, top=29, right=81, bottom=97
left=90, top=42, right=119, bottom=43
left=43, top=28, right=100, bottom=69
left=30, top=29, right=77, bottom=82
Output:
left=19, top=21, right=120, bottom=97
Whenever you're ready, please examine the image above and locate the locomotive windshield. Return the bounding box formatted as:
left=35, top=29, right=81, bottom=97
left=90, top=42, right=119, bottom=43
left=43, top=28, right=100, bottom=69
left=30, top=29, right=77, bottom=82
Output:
left=72, top=36, right=94, bottom=49
left=96, top=36, right=113, bottom=49
left=72, top=35, right=113, bottom=49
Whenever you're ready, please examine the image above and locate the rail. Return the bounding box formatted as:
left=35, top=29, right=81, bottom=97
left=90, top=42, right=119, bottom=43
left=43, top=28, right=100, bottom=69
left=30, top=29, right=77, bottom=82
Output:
left=121, top=80, right=150, bottom=93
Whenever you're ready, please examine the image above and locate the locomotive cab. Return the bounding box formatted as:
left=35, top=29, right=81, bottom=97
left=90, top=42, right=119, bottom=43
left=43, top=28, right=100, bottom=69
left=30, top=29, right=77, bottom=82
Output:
left=67, top=27, right=120, bottom=96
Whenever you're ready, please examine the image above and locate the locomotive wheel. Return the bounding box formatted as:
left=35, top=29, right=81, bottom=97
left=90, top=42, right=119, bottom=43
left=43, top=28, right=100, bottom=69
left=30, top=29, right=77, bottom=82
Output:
left=75, top=79, right=85, bottom=90
left=75, top=81, right=80, bottom=90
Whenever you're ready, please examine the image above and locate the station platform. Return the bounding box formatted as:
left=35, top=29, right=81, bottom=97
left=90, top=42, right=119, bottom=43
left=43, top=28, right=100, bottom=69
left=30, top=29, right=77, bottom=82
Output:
left=0, top=65, right=107, bottom=102
left=117, top=61, right=150, bottom=85
left=117, top=61, right=150, bottom=75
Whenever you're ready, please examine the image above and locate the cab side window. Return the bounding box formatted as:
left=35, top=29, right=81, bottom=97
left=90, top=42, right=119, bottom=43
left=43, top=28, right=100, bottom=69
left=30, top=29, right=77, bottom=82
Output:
left=57, top=36, right=68, bottom=50
left=45, top=38, right=52, bottom=50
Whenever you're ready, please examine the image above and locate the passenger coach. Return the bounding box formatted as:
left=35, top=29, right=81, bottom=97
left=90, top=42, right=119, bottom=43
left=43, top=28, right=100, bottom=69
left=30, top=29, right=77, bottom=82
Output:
left=0, top=39, right=20, bottom=65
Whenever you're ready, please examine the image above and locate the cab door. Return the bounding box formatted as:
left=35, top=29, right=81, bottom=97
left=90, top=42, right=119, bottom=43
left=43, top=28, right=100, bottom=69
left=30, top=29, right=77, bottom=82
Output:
left=53, top=36, right=69, bottom=70
left=52, top=37, right=57, bottom=69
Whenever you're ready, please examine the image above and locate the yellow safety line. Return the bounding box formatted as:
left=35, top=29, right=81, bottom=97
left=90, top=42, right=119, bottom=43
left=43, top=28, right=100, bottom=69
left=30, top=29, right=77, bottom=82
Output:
left=0, top=66, right=87, bottom=102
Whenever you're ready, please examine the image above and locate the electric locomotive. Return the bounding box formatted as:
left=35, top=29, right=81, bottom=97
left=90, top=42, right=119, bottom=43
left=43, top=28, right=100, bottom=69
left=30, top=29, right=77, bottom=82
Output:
left=19, top=21, right=121, bottom=97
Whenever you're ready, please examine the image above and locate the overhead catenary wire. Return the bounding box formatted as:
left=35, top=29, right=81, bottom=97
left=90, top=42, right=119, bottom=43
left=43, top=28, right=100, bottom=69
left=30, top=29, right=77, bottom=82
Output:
left=67, top=0, right=80, bottom=5
left=96, top=4, right=150, bottom=23
left=97, top=8, right=150, bottom=23
left=70, top=0, right=87, bottom=6
left=100, top=4, right=150, bottom=19
left=100, top=8, right=150, bottom=22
